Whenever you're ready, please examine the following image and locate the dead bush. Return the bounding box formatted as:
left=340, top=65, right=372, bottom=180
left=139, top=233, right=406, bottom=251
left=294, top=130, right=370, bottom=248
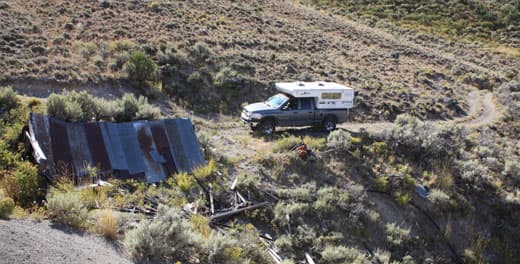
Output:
left=96, top=209, right=118, bottom=240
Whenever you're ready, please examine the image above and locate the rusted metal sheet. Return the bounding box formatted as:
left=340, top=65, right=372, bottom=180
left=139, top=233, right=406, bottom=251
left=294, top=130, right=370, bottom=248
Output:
left=164, top=118, right=205, bottom=173
left=117, top=122, right=146, bottom=176
left=66, top=122, right=92, bottom=177
left=134, top=121, right=166, bottom=183
left=85, top=123, right=111, bottom=172
left=49, top=118, right=74, bottom=174
left=150, top=120, right=177, bottom=177
left=99, top=122, right=128, bottom=171
left=29, top=114, right=205, bottom=183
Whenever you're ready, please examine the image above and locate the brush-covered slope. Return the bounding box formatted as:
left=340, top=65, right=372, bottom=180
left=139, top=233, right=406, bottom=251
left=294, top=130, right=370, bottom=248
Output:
left=0, top=0, right=517, bottom=118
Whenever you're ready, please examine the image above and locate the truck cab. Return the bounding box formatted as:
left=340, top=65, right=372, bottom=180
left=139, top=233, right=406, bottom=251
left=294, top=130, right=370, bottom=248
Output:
left=241, top=81, right=355, bottom=135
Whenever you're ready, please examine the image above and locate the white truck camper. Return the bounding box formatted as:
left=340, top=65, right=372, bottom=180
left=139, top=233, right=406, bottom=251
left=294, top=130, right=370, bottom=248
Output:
left=275, top=81, right=355, bottom=109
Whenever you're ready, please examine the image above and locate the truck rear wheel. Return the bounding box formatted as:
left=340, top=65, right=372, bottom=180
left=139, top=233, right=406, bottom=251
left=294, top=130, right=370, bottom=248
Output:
left=260, top=119, right=275, bottom=135
left=323, top=117, right=336, bottom=132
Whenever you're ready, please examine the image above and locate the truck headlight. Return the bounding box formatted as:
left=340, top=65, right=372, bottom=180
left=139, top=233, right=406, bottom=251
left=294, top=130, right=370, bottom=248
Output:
left=250, top=113, right=262, bottom=120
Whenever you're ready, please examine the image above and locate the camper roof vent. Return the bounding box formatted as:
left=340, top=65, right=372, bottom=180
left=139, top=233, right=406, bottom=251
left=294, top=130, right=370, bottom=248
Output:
left=298, top=82, right=305, bottom=86
left=318, top=82, right=324, bottom=86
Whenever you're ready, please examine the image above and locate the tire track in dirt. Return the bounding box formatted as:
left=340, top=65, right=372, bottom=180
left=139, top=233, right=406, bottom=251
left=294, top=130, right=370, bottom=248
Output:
left=340, top=89, right=500, bottom=133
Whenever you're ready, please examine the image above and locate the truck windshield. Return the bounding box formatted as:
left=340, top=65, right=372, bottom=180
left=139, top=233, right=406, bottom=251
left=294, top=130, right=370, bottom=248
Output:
left=265, top=94, right=289, bottom=108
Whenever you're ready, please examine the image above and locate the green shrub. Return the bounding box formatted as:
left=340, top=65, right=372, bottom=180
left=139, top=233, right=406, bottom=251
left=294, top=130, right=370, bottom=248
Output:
left=428, top=188, right=450, bottom=208
left=213, top=66, right=240, bottom=89
left=187, top=71, right=202, bottom=84
left=0, top=197, right=15, bottom=219
left=387, top=114, right=458, bottom=159
left=74, top=41, right=97, bottom=59
left=189, top=42, right=213, bottom=62
left=320, top=245, right=368, bottom=264
left=313, top=186, right=350, bottom=216
left=459, top=159, right=491, bottom=186
left=496, top=81, right=519, bottom=121
left=108, top=40, right=136, bottom=53
left=193, top=159, right=217, bottom=180
left=174, top=172, right=196, bottom=192
left=125, top=205, right=204, bottom=263
left=385, top=222, right=411, bottom=246
left=274, top=235, right=293, bottom=252
left=46, top=190, right=88, bottom=228
left=278, top=182, right=316, bottom=202
left=47, top=92, right=160, bottom=122
left=0, top=86, right=19, bottom=111
left=373, top=249, right=391, bottom=264
left=503, top=160, right=520, bottom=182
left=374, top=176, right=389, bottom=192
left=126, top=51, right=157, bottom=90
left=1, top=161, right=40, bottom=207
left=47, top=91, right=96, bottom=122
left=46, top=93, right=70, bottom=120
left=205, top=232, right=244, bottom=263
left=401, top=255, right=416, bottom=264
left=327, top=130, right=352, bottom=150
left=136, top=97, right=161, bottom=120
left=370, top=141, right=389, bottom=158
left=273, top=136, right=301, bottom=153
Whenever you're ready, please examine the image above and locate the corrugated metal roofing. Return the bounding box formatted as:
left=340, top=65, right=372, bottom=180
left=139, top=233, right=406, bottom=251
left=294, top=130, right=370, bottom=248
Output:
left=28, top=113, right=205, bottom=183
left=66, top=122, right=92, bottom=177
left=164, top=119, right=205, bottom=173
left=99, top=122, right=128, bottom=171
left=49, top=118, right=74, bottom=172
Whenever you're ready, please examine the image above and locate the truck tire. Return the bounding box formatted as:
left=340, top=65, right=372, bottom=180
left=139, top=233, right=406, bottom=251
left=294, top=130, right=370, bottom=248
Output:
left=323, top=116, right=336, bottom=132
left=260, top=119, right=275, bottom=135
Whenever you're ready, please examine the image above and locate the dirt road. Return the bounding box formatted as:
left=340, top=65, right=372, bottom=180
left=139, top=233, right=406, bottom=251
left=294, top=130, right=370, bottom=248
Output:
left=0, top=219, right=130, bottom=264
left=340, top=90, right=500, bottom=133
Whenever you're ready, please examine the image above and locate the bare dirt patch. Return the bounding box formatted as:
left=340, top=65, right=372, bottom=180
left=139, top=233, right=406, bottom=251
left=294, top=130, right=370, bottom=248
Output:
left=0, top=219, right=130, bottom=264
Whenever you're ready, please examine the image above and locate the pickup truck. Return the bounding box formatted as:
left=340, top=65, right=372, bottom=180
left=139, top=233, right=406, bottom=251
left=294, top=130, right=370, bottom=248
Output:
left=241, top=93, right=349, bottom=134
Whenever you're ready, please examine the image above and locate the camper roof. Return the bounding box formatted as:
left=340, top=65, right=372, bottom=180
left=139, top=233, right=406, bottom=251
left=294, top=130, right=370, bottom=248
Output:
left=275, top=81, right=353, bottom=97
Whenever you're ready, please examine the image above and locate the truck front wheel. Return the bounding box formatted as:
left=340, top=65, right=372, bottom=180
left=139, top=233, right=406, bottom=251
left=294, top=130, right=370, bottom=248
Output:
left=260, top=119, right=275, bottom=135
left=323, top=117, right=336, bottom=132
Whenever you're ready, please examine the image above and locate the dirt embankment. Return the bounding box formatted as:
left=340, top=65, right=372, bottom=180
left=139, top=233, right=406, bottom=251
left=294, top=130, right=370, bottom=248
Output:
left=0, top=219, right=130, bottom=264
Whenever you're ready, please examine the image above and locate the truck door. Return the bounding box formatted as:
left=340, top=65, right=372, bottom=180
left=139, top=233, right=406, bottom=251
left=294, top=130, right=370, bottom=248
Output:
left=277, top=98, right=298, bottom=126
left=293, top=98, right=315, bottom=126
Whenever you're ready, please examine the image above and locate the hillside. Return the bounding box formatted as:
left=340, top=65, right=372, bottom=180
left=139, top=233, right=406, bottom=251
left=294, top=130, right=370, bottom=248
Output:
left=0, top=0, right=518, bottom=119
left=304, top=0, right=520, bottom=48
left=0, top=0, right=519, bottom=264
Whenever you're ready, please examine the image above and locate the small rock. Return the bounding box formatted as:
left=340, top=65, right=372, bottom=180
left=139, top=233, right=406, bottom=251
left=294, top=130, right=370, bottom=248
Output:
left=100, top=0, right=111, bottom=8
left=0, top=2, right=9, bottom=9
left=64, top=23, right=74, bottom=30
left=31, top=46, right=46, bottom=55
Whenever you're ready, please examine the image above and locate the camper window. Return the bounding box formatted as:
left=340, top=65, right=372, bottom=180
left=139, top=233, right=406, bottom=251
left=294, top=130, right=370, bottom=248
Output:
left=321, top=92, right=341, bottom=100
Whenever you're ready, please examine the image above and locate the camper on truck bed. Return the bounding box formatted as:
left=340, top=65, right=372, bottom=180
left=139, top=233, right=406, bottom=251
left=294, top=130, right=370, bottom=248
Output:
left=241, top=81, right=356, bottom=135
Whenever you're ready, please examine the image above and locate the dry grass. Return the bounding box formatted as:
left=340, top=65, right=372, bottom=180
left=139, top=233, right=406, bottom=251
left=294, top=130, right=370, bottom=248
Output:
left=96, top=209, right=118, bottom=240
